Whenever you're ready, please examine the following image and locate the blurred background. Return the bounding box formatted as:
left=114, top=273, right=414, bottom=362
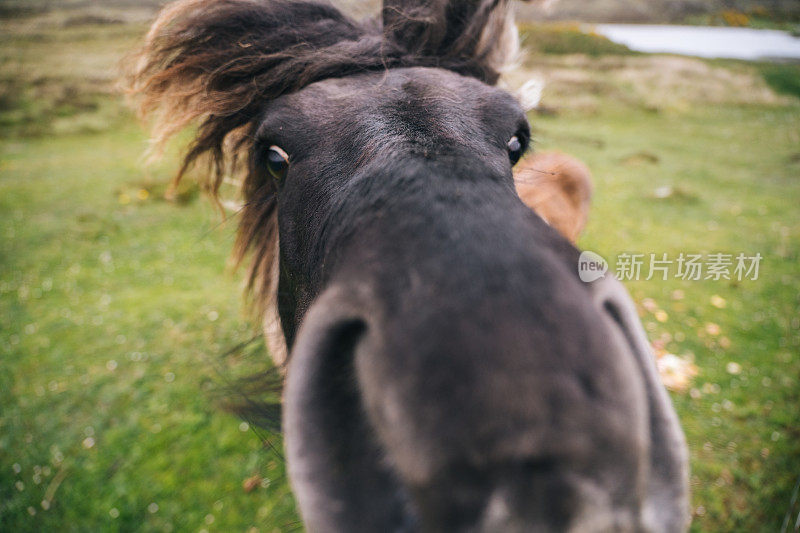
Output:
left=1, top=1, right=798, bottom=531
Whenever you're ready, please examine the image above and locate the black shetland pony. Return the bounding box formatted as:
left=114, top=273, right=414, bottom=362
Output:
left=126, top=1, right=689, bottom=531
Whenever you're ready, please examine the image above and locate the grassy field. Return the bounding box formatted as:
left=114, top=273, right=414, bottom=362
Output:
left=2, top=8, right=799, bottom=532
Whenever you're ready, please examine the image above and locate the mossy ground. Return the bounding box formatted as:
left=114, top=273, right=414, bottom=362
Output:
left=1, top=11, right=798, bottom=533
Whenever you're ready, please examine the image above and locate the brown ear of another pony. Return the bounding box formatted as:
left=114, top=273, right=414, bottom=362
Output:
left=513, top=151, right=593, bottom=244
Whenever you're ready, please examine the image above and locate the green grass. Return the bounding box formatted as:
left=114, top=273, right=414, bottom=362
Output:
left=519, top=23, right=637, bottom=56
left=757, top=63, right=800, bottom=99
left=0, top=125, right=298, bottom=531
left=535, top=101, right=800, bottom=530
left=2, top=10, right=800, bottom=533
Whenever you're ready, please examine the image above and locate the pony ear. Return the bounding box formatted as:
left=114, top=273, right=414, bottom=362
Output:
left=124, top=0, right=365, bottom=191
left=382, top=0, right=522, bottom=84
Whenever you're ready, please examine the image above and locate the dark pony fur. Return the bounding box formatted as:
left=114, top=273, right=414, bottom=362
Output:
left=124, top=0, right=518, bottom=314
left=125, top=2, right=691, bottom=530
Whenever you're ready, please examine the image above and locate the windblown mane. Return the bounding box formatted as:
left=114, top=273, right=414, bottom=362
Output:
left=124, top=0, right=521, bottom=322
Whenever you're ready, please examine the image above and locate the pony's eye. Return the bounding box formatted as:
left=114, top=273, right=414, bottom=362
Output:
left=507, top=135, right=523, bottom=165
left=266, top=145, right=290, bottom=180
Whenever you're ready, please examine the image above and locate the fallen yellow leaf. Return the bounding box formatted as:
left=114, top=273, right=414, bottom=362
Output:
left=710, top=295, right=727, bottom=309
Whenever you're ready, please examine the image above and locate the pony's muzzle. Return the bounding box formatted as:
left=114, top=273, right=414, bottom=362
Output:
left=281, top=279, right=667, bottom=531
left=282, top=166, right=689, bottom=532
left=411, top=459, right=628, bottom=532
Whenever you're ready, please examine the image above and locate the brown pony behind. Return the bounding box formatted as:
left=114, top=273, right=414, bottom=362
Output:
left=514, top=151, right=593, bottom=243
